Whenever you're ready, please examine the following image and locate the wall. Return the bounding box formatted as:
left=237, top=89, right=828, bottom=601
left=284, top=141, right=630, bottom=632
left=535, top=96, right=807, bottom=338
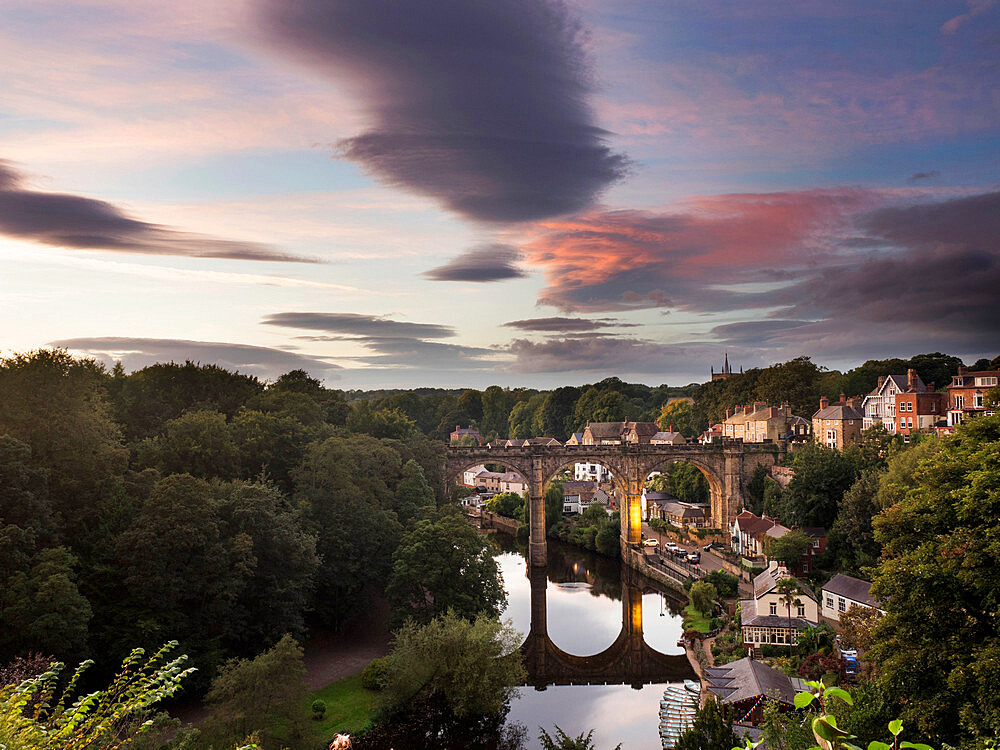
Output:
left=480, top=510, right=519, bottom=535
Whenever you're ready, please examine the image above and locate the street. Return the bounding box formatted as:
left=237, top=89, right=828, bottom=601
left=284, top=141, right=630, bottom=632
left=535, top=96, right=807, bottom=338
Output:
left=641, top=521, right=727, bottom=574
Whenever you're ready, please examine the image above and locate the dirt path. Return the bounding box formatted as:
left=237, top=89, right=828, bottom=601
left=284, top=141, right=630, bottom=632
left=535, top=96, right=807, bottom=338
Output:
left=301, top=597, right=392, bottom=690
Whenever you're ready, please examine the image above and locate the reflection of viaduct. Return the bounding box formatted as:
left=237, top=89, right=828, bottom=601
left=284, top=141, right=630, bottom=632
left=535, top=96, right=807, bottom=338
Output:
left=520, top=565, right=696, bottom=689
left=445, top=442, right=783, bottom=566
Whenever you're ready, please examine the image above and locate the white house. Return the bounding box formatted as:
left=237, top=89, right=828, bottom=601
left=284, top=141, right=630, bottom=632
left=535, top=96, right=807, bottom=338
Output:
left=575, top=462, right=612, bottom=482
left=741, top=561, right=818, bottom=648
left=863, top=372, right=927, bottom=433
left=563, top=488, right=611, bottom=515
left=463, top=464, right=487, bottom=486
left=821, top=574, right=883, bottom=620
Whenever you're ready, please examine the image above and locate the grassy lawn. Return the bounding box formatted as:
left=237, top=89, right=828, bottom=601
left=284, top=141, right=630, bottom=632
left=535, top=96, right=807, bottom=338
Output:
left=683, top=604, right=712, bottom=633
left=308, top=673, right=378, bottom=738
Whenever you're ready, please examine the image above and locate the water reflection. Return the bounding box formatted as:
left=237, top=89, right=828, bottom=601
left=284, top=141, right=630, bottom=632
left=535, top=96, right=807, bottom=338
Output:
left=492, top=537, right=697, bottom=749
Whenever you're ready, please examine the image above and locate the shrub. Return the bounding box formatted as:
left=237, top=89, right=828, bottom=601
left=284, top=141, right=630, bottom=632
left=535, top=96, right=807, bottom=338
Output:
left=311, top=698, right=326, bottom=720
left=361, top=657, right=390, bottom=691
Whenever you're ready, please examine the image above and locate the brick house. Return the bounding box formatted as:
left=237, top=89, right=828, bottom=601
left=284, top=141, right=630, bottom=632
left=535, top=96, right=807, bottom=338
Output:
left=812, top=395, right=863, bottom=449
left=450, top=425, right=484, bottom=445
left=895, top=369, right=946, bottom=437
left=947, top=365, right=1000, bottom=425
left=863, top=374, right=924, bottom=433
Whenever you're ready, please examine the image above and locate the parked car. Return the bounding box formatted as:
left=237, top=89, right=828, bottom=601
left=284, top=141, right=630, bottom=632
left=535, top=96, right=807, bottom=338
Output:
left=664, top=542, right=679, bottom=551
left=687, top=552, right=700, bottom=563
left=703, top=543, right=714, bottom=552
left=642, top=538, right=659, bottom=548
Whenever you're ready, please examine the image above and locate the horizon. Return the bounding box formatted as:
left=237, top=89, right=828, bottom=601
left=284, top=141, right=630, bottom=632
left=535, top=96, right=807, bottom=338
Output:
left=2, top=1, right=998, bottom=388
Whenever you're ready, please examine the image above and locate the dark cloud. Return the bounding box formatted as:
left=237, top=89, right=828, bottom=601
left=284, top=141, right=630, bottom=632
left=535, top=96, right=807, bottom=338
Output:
left=50, top=337, right=341, bottom=380
left=422, top=244, right=526, bottom=282
left=257, top=0, right=628, bottom=222
left=261, top=312, right=456, bottom=339
left=0, top=161, right=312, bottom=262
left=503, top=334, right=719, bottom=374
left=503, top=316, right=636, bottom=332
left=907, top=170, right=940, bottom=182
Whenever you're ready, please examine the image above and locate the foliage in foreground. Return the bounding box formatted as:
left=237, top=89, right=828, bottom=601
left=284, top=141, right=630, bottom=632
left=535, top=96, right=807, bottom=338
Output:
left=0, top=642, right=193, bottom=750
left=539, top=725, right=621, bottom=750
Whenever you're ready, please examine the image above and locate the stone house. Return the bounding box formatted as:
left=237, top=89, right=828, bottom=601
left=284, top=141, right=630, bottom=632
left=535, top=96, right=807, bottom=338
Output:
left=741, top=561, right=819, bottom=649
left=722, top=402, right=806, bottom=443
left=812, top=395, right=863, bottom=449
left=650, top=430, right=686, bottom=445
left=821, top=574, right=883, bottom=621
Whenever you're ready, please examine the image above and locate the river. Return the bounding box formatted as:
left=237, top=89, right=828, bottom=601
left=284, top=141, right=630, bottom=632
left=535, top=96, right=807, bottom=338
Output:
left=493, top=535, right=697, bottom=749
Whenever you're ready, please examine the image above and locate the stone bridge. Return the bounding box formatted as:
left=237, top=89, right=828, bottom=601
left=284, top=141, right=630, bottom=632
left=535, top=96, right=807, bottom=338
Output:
left=520, top=565, right=695, bottom=688
left=445, top=441, right=783, bottom=566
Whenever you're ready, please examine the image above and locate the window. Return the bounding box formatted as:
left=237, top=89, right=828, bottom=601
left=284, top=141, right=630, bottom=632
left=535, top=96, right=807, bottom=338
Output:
left=908, top=417, right=913, bottom=428
left=975, top=394, right=984, bottom=408
left=825, top=596, right=834, bottom=609
left=769, top=602, right=777, bottom=616
left=797, top=605, right=806, bottom=617
left=838, top=598, right=846, bottom=612
left=955, top=395, right=964, bottom=409
left=826, top=429, right=837, bottom=448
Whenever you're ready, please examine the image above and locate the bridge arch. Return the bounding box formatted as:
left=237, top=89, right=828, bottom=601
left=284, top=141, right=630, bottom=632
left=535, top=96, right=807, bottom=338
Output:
left=640, top=455, right=724, bottom=528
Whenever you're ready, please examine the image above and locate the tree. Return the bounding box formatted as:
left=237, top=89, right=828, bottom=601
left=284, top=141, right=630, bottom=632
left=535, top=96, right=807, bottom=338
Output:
left=391, top=459, right=436, bottom=526
left=765, top=530, right=814, bottom=567
left=379, top=612, right=524, bottom=719
left=0, top=436, right=54, bottom=587
left=537, top=386, right=581, bottom=440
left=348, top=402, right=416, bottom=440
left=669, top=462, right=709, bottom=505
left=868, top=414, right=1000, bottom=744
left=657, top=400, right=697, bottom=437
left=827, top=471, right=881, bottom=573
left=688, top=581, right=717, bottom=617
left=753, top=356, right=824, bottom=419
left=484, top=492, right=524, bottom=519
left=746, top=465, right=769, bottom=515
left=776, top=578, right=803, bottom=647
left=0, top=547, right=92, bottom=662
left=386, top=514, right=506, bottom=627
left=837, top=605, right=880, bottom=651
left=230, top=407, right=316, bottom=490
left=479, top=385, right=509, bottom=438
left=545, top=480, right=565, bottom=533
left=673, top=698, right=738, bottom=750
left=594, top=520, right=620, bottom=557
left=134, top=409, right=238, bottom=480
left=203, top=634, right=316, bottom=749
left=539, top=726, right=621, bottom=750
left=702, top=570, right=738, bottom=599
left=907, top=352, right=964, bottom=389
left=758, top=697, right=813, bottom=750
left=783, top=443, right=858, bottom=527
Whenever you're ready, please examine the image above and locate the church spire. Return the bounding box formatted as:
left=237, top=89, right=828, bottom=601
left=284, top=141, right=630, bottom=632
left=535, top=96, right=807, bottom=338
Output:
left=724, top=351, right=730, bottom=374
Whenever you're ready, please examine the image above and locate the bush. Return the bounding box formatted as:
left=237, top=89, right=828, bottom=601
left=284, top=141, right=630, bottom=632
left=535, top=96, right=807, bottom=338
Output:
left=311, top=698, right=326, bottom=720
left=361, top=657, right=390, bottom=691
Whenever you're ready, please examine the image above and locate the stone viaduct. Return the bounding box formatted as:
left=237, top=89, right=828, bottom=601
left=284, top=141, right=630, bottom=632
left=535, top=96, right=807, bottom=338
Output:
left=445, top=440, right=784, bottom=566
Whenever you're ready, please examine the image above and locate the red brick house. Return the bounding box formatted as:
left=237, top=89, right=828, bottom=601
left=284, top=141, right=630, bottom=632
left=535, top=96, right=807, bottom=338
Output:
left=895, top=369, right=946, bottom=437
left=947, top=366, right=1000, bottom=426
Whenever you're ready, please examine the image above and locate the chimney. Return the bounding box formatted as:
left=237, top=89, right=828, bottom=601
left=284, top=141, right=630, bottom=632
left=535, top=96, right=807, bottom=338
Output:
left=744, top=405, right=751, bottom=415
left=839, top=392, right=846, bottom=404
left=878, top=375, right=885, bottom=387
left=928, top=382, right=934, bottom=392
left=820, top=396, right=829, bottom=410
left=769, top=407, right=776, bottom=418
left=754, top=401, right=766, bottom=411
left=726, top=407, right=731, bottom=418
left=907, top=368, right=917, bottom=391
left=456, top=424, right=460, bottom=431
left=958, top=365, right=967, bottom=376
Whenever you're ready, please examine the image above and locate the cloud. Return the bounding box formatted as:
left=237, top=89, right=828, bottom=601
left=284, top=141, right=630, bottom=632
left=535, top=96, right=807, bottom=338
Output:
left=50, top=336, right=341, bottom=380
left=941, top=0, right=996, bottom=35
left=503, top=333, right=718, bottom=374
left=256, top=0, right=628, bottom=222
left=422, top=244, right=526, bottom=282
left=0, top=161, right=312, bottom=262
left=503, top=316, right=635, bottom=332
left=908, top=170, right=940, bottom=182
left=261, top=312, right=455, bottom=339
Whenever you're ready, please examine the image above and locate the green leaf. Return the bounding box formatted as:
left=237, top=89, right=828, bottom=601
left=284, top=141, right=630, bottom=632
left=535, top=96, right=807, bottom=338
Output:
left=899, top=743, right=933, bottom=750
left=814, top=717, right=850, bottom=742
left=869, top=742, right=892, bottom=750
left=825, top=687, right=854, bottom=705
left=795, top=691, right=817, bottom=708
left=888, top=720, right=903, bottom=736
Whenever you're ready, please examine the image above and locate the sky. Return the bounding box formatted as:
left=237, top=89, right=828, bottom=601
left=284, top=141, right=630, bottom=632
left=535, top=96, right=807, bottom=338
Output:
left=1, top=0, right=998, bottom=389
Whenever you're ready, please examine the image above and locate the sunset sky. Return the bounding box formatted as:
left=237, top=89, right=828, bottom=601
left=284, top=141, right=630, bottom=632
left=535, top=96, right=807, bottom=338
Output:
left=2, top=0, right=998, bottom=388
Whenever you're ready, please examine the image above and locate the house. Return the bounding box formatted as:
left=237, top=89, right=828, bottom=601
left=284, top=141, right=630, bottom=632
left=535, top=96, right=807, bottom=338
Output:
left=650, top=430, right=686, bottom=445
left=565, top=432, right=584, bottom=445
left=646, top=492, right=707, bottom=527
left=575, top=461, right=612, bottom=482
left=581, top=422, right=625, bottom=445
left=564, top=488, right=611, bottom=515
left=704, top=658, right=808, bottom=725
left=862, top=374, right=915, bottom=433
left=462, top=464, right=487, bottom=487
left=895, top=369, right=946, bottom=437
left=821, top=574, right=883, bottom=621
left=503, top=438, right=529, bottom=448
left=623, top=421, right=660, bottom=444
left=722, top=402, right=806, bottom=443
left=947, top=365, right=1000, bottom=426
left=526, top=436, right=562, bottom=446
left=741, top=561, right=819, bottom=648
left=450, top=425, right=484, bottom=445
left=783, top=415, right=813, bottom=443
left=498, top=471, right=528, bottom=495
left=731, top=511, right=779, bottom=557
left=812, top=395, right=863, bottom=449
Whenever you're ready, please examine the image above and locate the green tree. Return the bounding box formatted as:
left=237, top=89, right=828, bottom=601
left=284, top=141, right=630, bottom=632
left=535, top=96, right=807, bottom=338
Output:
left=670, top=462, right=710, bottom=505
left=545, top=480, right=565, bottom=533
left=702, top=570, right=739, bottom=599
left=244, top=388, right=325, bottom=428
left=485, top=492, right=524, bottom=519
left=746, top=465, right=769, bottom=515
left=480, top=385, right=509, bottom=438
left=594, top=521, right=620, bottom=557
left=539, top=725, right=621, bottom=750
left=688, top=581, right=717, bottom=617
left=386, top=514, right=506, bottom=626
left=758, top=697, right=813, bottom=750
left=753, top=356, right=824, bottom=419
left=378, top=611, right=524, bottom=719
left=868, top=414, right=1000, bottom=744
left=0, top=547, right=92, bottom=662
left=134, top=409, right=238, bottom=480
left=673, top=698, right=738, bottom=750
left=765, top=530, right=814, bottom=566
left=347, top=402, right=416, bottom=440
left=391, top=459, right=436, bottom=526
left=202, top=634, right=316, bottom=750
left=827, top=471, right=881, bottom=573
left=783, top=443, right=858, bottom=527
left=0, top=436, right=54, bottom=586
left=537, top=386, right=582, bottom=440
left=230, top=407, right=316, bottom=490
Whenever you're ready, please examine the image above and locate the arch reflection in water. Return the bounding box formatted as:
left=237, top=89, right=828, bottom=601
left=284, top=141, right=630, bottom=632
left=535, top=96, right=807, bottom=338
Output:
left=519, top=554, right=697, bottom=690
